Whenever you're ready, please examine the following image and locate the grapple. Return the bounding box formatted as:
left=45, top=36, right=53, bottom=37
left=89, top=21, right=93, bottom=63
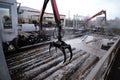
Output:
left=49, top=40, right=73, bottom=63
left=39, top=0, right=73, bottom=63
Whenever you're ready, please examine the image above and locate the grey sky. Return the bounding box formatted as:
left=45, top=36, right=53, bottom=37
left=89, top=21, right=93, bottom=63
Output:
left=17, top=0, right=120, bottom=20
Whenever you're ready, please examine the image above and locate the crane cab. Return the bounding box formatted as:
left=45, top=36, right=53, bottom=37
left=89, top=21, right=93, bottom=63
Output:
left=0, top=0, right=18, bottom=51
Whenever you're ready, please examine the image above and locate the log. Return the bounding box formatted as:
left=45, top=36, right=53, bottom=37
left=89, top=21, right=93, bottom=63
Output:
left=70, top=54, right=99, bottom=80
left=8, top=47, right=51, bottom=67
left=44, top=53, right=90, bottom=80
left=24, top=48, right=75, bottom=72
left=9, top=48, right=55, bottom=70
left=7, top=45, right=48, bottom=62
left=32, top=50, right=85, bottom=80
left=23, top=48, right=76, bottom=79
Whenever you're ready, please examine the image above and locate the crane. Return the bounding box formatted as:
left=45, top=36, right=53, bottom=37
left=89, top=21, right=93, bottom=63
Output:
left=83, top=10, right=106, bottom=30
left=39, top=0, right=73, bottom=63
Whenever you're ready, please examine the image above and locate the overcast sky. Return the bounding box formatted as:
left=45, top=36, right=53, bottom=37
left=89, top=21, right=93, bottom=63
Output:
left=17, top=0, right=120, bottom=20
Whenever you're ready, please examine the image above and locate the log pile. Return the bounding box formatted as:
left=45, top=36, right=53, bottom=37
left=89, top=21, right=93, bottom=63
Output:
left=6, top=44, right=99, bottom=80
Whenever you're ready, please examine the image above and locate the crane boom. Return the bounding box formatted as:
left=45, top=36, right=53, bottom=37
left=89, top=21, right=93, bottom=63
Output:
left=39, top=0, right=73, bottom=63
left=84, top=10, right=106, bottom=29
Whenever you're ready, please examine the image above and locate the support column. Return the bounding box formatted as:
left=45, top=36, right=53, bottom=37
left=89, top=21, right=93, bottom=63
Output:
left=0, top=17, right=11, bottom=80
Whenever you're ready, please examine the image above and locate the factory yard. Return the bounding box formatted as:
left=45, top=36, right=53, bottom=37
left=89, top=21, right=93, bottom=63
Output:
left=1, top=0, right=120, bottom=80
left=5, top=31, right=118, bottom=80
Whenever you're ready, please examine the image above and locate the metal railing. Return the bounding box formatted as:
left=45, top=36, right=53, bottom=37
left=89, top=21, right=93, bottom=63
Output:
left=85, top=37, right=120, bottom=80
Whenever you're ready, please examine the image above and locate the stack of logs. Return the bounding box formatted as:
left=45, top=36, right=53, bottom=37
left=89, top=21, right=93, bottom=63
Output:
left=6, top=44, right=99, bottom=80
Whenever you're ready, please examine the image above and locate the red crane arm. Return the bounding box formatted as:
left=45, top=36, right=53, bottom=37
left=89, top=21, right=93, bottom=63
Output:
left=39, top=0, right=61, bottom=30
left=84, top=10, right=106, bottom=29
left=39, top=0, right=73, bottom=63
left=51, top=0, right=60, bottom=23
left=39, top=0, right=49, bottom=30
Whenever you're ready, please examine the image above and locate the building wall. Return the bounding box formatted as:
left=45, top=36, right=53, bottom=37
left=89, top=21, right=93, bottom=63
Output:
left=0, top=0, right=16, bottom=3
left=0, top=0, right=18, bottom=42
left=18, top=6, right=66, bottom=27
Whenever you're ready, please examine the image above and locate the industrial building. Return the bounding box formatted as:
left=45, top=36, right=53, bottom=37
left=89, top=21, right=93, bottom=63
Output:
left=18, top=6, right=66, bottom=27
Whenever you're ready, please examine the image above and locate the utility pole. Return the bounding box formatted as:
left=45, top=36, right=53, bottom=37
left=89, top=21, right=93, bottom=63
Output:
left=0, top=17, right=11, bottom=80
left=73, top=15, right=75, bottom=28
left=68, top=10, right=70, bottom=27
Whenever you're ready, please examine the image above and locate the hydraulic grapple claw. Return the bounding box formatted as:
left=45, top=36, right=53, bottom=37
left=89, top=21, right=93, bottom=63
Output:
left=61, top=47, right=67, bottom=63
left=68, top=45, right=73, bottom=61
left=49, top=41, right=73, bottom=63
left=49, top=42, right=52, bottom=54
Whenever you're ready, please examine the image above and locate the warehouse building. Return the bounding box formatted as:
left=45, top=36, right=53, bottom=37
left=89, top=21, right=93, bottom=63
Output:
left=18, top=6, right=66, bottom=27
